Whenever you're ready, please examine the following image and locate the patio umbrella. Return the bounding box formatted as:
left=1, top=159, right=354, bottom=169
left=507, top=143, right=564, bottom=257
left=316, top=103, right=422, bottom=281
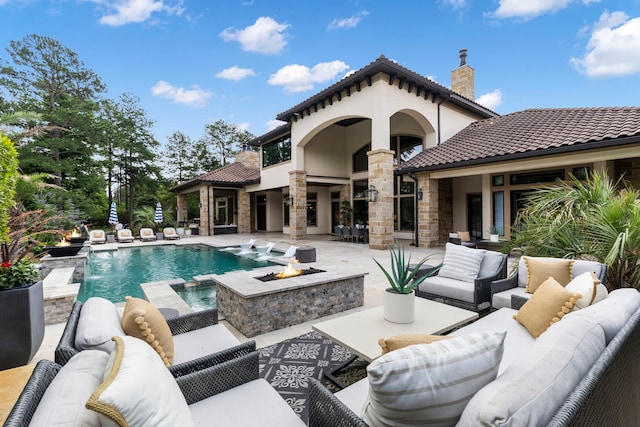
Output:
left=108, top=201, right=119, bottom=225
left=154, top=202, right=163, bottom=224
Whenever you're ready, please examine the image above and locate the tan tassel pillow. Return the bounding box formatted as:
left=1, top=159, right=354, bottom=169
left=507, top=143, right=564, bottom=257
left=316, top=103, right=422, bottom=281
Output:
left=121, top=296, right=174, bottom=366
left=378, top=334, right=451, bottom=355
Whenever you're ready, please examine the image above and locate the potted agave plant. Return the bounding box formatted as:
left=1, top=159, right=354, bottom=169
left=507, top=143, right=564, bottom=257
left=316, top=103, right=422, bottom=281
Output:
left=373, top=239, right=441, bottom=323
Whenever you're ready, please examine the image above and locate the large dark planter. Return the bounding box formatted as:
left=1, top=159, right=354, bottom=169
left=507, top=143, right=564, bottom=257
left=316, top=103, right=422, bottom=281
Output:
left=68, top=236, right=88, bottom=244
left=44, top=244, right=84, bottom=257
left=0, top=281, right=45, bottom=370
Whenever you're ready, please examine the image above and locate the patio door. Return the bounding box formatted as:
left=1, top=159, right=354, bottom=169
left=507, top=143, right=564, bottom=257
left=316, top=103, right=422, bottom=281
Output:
left=467, top=194, right=482, bottom=240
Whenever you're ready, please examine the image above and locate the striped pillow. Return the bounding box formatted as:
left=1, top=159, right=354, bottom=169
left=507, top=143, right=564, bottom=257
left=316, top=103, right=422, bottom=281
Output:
left=438, top=243, right=487, bottom=282
left=363, top=331, right=506, bottom=427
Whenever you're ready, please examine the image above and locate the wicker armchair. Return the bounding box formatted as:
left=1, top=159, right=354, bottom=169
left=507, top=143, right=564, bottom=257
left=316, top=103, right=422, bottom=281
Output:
left=55, top=301, right=254, bottom=377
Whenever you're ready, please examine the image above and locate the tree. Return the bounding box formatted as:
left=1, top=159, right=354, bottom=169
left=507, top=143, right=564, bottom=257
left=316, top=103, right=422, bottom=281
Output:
left=0, top=134, right=18, bottom=242
left=512, top=171, right=640, bottom=290
left=161, top=131, right=200, bottom=184
left=198, top=119, right=254, bottom=169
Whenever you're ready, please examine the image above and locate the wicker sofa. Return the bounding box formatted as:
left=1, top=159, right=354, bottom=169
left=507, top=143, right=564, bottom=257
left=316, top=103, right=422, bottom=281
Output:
left=308, top=288, right=640, bottom=426
left=5, top=342, right=304, bottom=426
left=55, top=298, right=253, bottom=377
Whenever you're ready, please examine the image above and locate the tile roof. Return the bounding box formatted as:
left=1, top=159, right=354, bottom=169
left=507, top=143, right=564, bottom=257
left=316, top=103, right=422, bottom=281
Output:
left=398, top=107, right=640, bottom=172
left=171, top=161, right=260, bottom=192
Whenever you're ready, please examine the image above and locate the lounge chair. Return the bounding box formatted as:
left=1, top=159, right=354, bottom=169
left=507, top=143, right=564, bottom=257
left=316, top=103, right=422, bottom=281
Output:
left=116, top=228, right=134, bottom=243
left=163, top=227, right=180, bottom=240
left=255, top=242, right=276, bottom=256
left=221, top=238, right=256, bottom=251
left=260, top=245, right=298, bottom=262
left=88, top=229, right=106, bottom=244
left=139, top=227, right=156, bottom=241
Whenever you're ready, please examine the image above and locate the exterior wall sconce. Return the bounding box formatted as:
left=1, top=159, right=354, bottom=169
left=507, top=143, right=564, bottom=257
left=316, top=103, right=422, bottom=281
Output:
left=417, top=189, right=423, bottom=201
left=284, top=195, right=294, bottom=206
left=365, top=185, right=378, bottom=203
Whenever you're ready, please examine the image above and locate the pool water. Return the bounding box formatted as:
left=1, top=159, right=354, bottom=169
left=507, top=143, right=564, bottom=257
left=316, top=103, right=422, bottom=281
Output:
left=171, top=282, right=216, bottom=312
left=79, top=244, right=274, bottom=304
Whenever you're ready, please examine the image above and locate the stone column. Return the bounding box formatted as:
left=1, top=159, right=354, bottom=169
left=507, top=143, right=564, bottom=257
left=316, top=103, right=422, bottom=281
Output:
left=289, top=170, right=307, bottom=240
left=199, top=185, right=209, bottom=236
left=367, top=149, right=394, bottom=250
left=176, top=193, right=188, bottom=224
left=417, top=174, right=441, bottom=248
left=237, top=188, right=251, bottom=233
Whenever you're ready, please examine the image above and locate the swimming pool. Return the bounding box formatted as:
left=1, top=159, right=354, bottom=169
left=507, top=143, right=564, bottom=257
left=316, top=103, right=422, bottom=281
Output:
left=78, top=244, right=275, bottom=304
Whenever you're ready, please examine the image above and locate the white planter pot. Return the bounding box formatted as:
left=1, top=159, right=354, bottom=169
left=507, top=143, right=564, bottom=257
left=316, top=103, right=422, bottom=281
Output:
left=383, top=289, right=415, bottom=324
left=490, top=234, right=499, bottom=242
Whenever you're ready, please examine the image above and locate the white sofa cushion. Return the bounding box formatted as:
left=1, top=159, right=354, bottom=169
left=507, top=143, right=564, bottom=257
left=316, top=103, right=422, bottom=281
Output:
left=75, top=297, right=125, bottom=353
left=172, top=324, right=241, bottom=365
left=29, top=350, right=109, bottom=426
left=564, top=288, right=640, bottom=344
left=87, top=335, right=193, bottom=427
left=450, top=308, right=534, bottom=376
left=188, top=378, right=306, bottom=426
left=491, top=286, right=529, bottom=310
left=458, top=315, right=605, bottom=426
left=417, top=275, right=476, bottom=303
left=362, top=331, right=505, bottom=427
left=478, top=250, right=504, bottom=278
left=438, top=243, right=486, bottom=282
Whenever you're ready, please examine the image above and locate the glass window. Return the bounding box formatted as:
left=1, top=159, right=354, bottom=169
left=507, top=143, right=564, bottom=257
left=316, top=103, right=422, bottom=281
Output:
left=572, top=166, right=589, bottom=180
left=352, top=143, right=370, bottom=172
left=399, top=197, right=415, bottom=231
left=399, top=181, right=414, bottom=194
left=510, top=170, right=564, bottom=185
left=493, top=191, right=504, bottom=235
left=353, top=180, right=368, bottom=199
left=492, top=175, right=504, bottom=186
left=262, top=136, right=291, bottom=167
left=307, top=193, right=317, bottom=227
left=390, top=135, right=423, bottom=165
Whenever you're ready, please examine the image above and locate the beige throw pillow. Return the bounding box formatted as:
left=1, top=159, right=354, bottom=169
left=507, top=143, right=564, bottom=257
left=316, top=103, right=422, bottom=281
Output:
left=524, top=257, right=574, bottom=293
left=121, top=296, right=174, bottom=366
left=457, top=231, right=471, bottom=242
left=378, top=334, right=451, bottom=355
left=515, top=277, right=581, bottom=338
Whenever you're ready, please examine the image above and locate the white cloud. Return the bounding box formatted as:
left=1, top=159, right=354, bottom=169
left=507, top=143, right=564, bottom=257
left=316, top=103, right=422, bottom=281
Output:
left=570, top=11, right=640, bottom=77
left=220, top=16, right=289, bottom=55
left=89, top=0, right=184, bottom=26
left=215, top=66, right=256, bottom=81
left=476, top=89, right=503, bottom=110
left=267, top=119, right=287, bottom=130
left=327, top=10, right=369, bottom=31
left=236, top=122, right=251, bottom=132
left=489, top=0, right=599, bottom=21
left=439, top=0, right=468, bottom=10
left=151, top=80, right=211, bottom=107
left=268, top=60, right=350, bottom=93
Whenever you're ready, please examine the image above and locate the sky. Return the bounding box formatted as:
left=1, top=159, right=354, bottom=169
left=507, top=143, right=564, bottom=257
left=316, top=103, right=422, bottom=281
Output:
left=1, top=0, right=640, bottom=146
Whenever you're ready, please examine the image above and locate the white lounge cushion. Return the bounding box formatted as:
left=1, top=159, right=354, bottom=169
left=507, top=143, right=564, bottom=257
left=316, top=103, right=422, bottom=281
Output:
left=172, top=324, right=241, bottom=365
left=438, top=243, right=486, bottom=283
left=564, top=288, right=640, bottom=344
left=362, top=331, right=505, bottom=427
left=75, top=297, right=125, bottom=353
left=450, top=307, right=534, bottom=376
left=418, top=276, right=476, bottom=303
left=478, top=250, right=504, bottom=278
left=87, top=335, right=193, bottom=427
left=29, top=351, right=109, bottom=426
left=458, top=315, right=605, bottom=426
left=188, top=378, right=306, bottom=426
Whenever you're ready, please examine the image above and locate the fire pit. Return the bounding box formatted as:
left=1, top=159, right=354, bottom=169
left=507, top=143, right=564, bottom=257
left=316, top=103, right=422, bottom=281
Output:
left=45, top=238, right=84, bottom=257
left=255, top=266, right=325, bottom=282
left=66, top=230, right=87, bottom=244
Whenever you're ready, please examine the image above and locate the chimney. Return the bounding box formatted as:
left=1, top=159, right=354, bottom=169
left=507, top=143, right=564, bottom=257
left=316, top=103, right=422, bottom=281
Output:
left=451, top=48, right=474, bottom=101
left=235, top=147, right=260, bottom=169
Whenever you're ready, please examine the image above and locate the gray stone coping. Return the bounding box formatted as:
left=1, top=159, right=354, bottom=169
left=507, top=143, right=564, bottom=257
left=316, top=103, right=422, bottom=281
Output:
left=210, top=262, right=368, bottom=298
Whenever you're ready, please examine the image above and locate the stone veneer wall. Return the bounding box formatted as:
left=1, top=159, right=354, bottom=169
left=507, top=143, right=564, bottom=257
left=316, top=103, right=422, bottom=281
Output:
left=217, top=276, right=364, bottom=338
left=39, top=252, right=87, bottom=283
left=44, top=292, right=78, bottom=325
left=438, top=178, right=454, bottom=245
left=289, top=170, right=307, bottom=240
left=237, top=188, right=251, bottom=233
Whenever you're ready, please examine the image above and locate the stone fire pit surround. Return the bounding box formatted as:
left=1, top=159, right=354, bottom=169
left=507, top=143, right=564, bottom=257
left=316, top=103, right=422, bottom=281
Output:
left=214, top=262, right=366, bottom=338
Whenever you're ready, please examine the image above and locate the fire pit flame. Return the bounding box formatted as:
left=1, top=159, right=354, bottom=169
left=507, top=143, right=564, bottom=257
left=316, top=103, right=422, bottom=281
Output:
left=274, top=259, right=302, bottom=279
left=56, top=238, right=70, bottom=247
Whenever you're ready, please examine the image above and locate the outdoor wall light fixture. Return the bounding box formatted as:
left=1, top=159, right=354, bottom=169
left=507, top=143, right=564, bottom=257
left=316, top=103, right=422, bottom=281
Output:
left=365, top=185, right=378, bottom=203
left=284, top=195, right=294, bottom=206
left=417, top=189, right=423, bottom=201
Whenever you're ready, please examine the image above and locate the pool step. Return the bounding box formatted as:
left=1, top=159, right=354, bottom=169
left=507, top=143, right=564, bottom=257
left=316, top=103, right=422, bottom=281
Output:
left=140, top=279, right=192, bottom=316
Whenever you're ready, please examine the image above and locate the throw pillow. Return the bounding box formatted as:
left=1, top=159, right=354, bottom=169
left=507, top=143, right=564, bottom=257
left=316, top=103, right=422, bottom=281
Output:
left=438, top=242, right=486, bottom=282
left=523, top=257, right=574, bottom=293
left=362, top=331, right=506, bottom=427
left=514, top=277, right=581, bottom=338
left=86, top=336, right=193, bottom=427
left=565, top=271, right=601, bottom=310
left=378, top=334, right=451, bottom=355
left=121, top=296, right=174, bottom=366
left=75, top=297, right=125, bottom=353
left=456, top=231, right=471, bottom=242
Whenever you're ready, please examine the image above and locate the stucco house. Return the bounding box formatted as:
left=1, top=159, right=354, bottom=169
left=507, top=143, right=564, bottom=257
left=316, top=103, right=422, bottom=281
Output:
left=172, top=51, right=640, bottom=249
